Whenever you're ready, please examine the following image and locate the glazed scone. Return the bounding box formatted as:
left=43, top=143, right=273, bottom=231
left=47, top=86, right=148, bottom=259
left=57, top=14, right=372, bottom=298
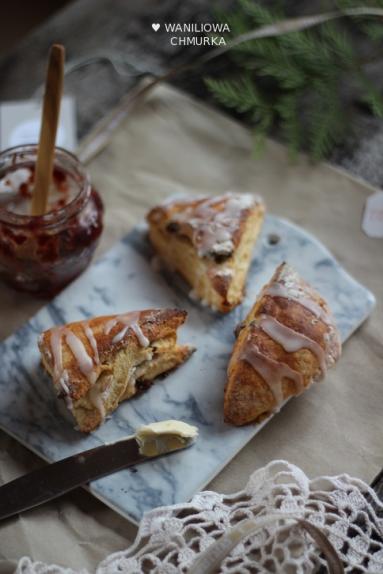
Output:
left=39, top=309, right=194, bottom=432
left=224, top=263, right=341, bottom=425
left=146, top=192, right=265, bottom=313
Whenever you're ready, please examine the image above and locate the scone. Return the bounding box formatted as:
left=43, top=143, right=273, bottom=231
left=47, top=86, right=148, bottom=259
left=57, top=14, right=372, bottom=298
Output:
left=146, top=192, right=265, bottom=312
left=39, top=309, right=194, bottom=432
left=224, top=263, right=341, bottom=425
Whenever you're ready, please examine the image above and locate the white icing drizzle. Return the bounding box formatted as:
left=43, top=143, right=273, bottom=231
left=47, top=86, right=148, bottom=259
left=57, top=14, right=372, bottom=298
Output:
left=263, top=265, right=342, bottom=366
left=214, top=268, right=234, bottom=278
left=59, top=371, right=73, bottom=411
left=104, top=312, right=150, bottom=347
left=264, top=282, right=331, bottom=325
left=241, top=342, right=304, bottom=406
left=59, top=373, right=70, bottom=396
left=49, top=325, right=100, bottom=414
left=88, top=386, right=105, bottom=420
left=112, top=325, right=131, bottom=344
left=167, top=192, right=259, bottom=257
left=50, top=328, right=64, bottom=383
left=257, top=314, right=327, bottom=376
left=104, top=318, right=118, bottom=335
left=83, top=323, right=100, bottom=364
left=64, top=330, right=98, bottom=384
left=50, top=329, right=73, bottom=410
left=64, top=395, right=73, bottom=412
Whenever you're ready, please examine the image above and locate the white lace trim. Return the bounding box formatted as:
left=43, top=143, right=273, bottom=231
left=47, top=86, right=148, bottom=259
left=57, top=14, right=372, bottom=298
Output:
left=16, top=460, right=383, bottom=573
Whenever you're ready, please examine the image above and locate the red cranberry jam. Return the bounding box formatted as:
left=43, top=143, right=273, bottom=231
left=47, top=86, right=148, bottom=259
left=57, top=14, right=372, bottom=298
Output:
left=0, top=145, right=104, bottom=296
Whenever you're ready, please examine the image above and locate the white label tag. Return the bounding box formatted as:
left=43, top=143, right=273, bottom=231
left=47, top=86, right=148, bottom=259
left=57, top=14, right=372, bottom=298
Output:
left=0, top=96, right=77, bottom=151
left=362, top=191, right=383, bottom=238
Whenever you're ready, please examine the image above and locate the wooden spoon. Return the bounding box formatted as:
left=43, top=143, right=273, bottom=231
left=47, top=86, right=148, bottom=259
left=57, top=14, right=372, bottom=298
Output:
left=31, top=44, right=65, bottom=216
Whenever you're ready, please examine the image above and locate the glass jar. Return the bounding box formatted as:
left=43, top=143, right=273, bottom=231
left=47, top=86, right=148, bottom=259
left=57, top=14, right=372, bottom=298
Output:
left=0, top=145, right=104, bottom=296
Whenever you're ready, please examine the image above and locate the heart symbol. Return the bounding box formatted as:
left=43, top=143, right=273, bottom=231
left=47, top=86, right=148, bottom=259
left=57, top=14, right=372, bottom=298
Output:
left=152, top=23, right=160, bottom=32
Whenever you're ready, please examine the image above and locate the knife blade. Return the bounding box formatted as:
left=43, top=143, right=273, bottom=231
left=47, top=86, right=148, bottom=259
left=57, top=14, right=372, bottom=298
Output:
left=0, top=431, right=184, bottom=521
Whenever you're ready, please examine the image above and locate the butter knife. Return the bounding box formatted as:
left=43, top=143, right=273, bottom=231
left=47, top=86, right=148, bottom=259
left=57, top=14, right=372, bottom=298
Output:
left=0, top=420, right=198, bottom=521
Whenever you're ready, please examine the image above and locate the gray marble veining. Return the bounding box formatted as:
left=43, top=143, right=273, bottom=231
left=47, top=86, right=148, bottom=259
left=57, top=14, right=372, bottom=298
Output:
left=0, top=215, right=375, bottom=523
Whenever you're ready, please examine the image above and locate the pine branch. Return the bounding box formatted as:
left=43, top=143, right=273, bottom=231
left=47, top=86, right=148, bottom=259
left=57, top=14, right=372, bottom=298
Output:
left=357, top=74, right=383, bottom=117
left=276, top=93, right=302, bottom=158
left=205, top=75, right=269, bottom=114
left=253, top=111, right=274, bottom=155
left=205, top=1, right=383, bottom=161
left=321, top=22, right=354, bottom=65
left=307, top=80, right=347, bottom=161
left=237, top=0, right=277, bottom=26
left=361, top=20, right=383, bottom=41
left=257, top=59, right=305, bottom=90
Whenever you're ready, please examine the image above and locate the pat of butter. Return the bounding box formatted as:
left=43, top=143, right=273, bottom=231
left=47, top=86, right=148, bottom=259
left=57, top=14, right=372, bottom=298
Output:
left=135, top=420, right=198, bottom=457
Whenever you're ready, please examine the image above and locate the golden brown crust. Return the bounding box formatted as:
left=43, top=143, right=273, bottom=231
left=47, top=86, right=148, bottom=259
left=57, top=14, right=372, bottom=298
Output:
left=224, top=263, right=341, bottom=425
left=148, top=195, right=254, bottom=254
left=208, top=268, right=232, bottom=302
left=147, top=193, right=265, bottom=312
left=76, top=345, right=194, bottom=434
left=39, top=309, right=187, bottom=401
left=39, top=308, right=193, bottom=432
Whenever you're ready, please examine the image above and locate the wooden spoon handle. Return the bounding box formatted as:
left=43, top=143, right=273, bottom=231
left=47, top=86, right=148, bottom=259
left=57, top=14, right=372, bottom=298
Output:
left=31, top=44, right=65, bottom=216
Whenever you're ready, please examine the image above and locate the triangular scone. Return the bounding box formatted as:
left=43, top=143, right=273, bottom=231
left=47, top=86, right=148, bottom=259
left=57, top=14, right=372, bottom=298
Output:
left=147, top=193, right=265, bottom=313
left=39, top=309, right=194, bottom=432
left=224, top=263, right=341, bottom=425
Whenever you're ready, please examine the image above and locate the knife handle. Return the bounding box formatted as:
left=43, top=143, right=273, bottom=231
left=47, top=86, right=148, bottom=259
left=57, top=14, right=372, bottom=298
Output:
left=0, top=437, right=144, bottom=521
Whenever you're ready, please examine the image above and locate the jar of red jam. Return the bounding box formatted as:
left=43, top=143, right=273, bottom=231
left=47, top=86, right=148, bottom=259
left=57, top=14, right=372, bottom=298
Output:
left=0, top=145, right=104, bottom=296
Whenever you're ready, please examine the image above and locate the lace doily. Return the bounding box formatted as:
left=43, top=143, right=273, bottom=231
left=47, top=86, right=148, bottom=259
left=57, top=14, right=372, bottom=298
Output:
left=17, top=460, right=383, bottom=574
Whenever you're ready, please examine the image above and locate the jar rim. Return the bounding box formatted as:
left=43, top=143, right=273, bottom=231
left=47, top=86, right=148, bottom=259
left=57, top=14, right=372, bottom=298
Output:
left=0, top=144, right=91, bottom=228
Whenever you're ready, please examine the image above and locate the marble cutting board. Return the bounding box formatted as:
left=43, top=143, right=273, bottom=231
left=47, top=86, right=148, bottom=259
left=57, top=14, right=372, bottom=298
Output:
left=0, top=214, right=375, bottom=523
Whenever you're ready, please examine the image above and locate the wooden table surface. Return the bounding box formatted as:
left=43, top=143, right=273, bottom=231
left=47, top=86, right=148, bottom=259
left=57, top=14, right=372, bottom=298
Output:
left=0, top=0, right=382, bottom=511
